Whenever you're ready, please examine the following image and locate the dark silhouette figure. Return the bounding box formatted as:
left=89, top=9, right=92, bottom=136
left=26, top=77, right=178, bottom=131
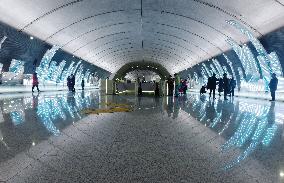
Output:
left=182, top=79, right=188, bottom=95
left=67, top=76, right=71, bottom=91
left=138, top=82, right=142, bottom=96
left=200, top=85, right=207, bottom=95
left=207, top=73, right=218, bottom=99
left=32, top=73, right=40, bottom=92
left=223, top=73, right=229, bottom=100
left=155, top=82, right=160, bottom=97
left=167, top=75, right=174, bottom=96
left=81, top=79, right=85, bottom=90
left=269, top=73, right=278, bottom=101
left=218, top=78, right=224, bottom=96
left=230, top=77, right=236, bottom=97
left=70, top=74, right=75, bottom=92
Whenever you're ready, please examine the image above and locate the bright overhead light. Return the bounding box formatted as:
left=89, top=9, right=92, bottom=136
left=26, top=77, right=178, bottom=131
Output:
left=30, top=36, right=34, bottom=40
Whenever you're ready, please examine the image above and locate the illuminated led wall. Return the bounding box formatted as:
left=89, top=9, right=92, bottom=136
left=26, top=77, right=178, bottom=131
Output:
left=179, top=22, right=284, bottom=92
left=0, top=21, right=111, bottom=85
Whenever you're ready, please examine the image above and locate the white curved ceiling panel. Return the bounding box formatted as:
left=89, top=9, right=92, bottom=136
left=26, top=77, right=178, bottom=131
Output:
left=0, top=0, right=283, bottom=73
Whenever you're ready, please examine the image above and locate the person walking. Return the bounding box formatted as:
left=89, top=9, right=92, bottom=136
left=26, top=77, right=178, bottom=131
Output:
left=223, top=73, right=229, bottom=100
left=81, top=79, right=85, bottom=90
left=32, top=73, right=40, bottom=92
left=167, top=75, right=174, bottom=96
left=269, top=73, right=278, bottom=101
left=207, top=73, right=218, bottom=99
left=174, top=73, right=180, bottom=97
left=230, top=77, right=236, bottom=97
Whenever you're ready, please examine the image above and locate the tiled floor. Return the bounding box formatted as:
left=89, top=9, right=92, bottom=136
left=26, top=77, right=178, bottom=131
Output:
left=0, top=90, right=284, bottom=182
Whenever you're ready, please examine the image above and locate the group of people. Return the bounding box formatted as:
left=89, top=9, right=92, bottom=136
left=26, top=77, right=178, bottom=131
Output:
left=167, top=73, right=188, bottom=97
left=202, top=73, right=236, bottom=100
left=67, top=74, right=86, bottom=92
left=201, top=72, right=278, bottom=101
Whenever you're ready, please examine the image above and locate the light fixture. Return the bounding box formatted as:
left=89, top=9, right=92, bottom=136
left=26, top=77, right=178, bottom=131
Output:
left=30, top=36, right=34, bottom=40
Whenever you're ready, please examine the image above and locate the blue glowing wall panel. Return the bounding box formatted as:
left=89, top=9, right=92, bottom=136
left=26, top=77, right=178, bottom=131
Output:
left=179, top=25, right=284, bottom=88
left=0, top=21, right=111, bottom=78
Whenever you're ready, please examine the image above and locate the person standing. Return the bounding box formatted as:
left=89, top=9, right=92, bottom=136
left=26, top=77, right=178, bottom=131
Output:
left=207, top=73, right=217, bottom=99
left=182, top=79, right=188, bottom=95
left=70, top=74, right=75, bottom=92
left=81, top=79, right=85, bottom=90
left=32, top=73, right=40, bottom=92
left=218, top=78, right=224, bottom=96
left=223, top=73, right=229, bottom=100
left=67, top=76, right=71, bottom=91
left=155, top=82, right=160, bottom=97
left=269, top=73, right=278, bottom=101
left=167, top=75, right=174, bottom=96
left=174, top=73, right=180, bottom=97
left=230, top=77, right=236, bottom=97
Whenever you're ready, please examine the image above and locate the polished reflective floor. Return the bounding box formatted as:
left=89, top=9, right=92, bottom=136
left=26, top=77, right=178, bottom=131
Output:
left=0, top=90, right=284, bottom=182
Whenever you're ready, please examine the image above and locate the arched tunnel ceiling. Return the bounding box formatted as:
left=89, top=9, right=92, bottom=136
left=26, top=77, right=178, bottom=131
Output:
left=0, top=0, right=283, bottom=74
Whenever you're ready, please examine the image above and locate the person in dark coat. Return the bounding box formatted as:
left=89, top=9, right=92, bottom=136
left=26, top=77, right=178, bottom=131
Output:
left=207, top=73, right=218, bottom=99
left=81, top=79, right=85, bottom=90
left=32, top=73, right=40, bottom=92
left=67, top=76, right=71, bottom=91
left=155, top=82, right=160, bottom=97
left=70, top=74, right=75, bottom=92
left=269, top=73, right=278, bottom=101
left=223, top=73, right=229, bottom=100
left=218, top=78, right=224, bottom=96
left=230, top=77, right=236, bottom=97
left=167, top=75, right=174, bottom=96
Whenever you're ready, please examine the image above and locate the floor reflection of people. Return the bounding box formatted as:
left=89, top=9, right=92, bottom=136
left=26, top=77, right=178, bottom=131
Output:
left=67, top=92, right=76, bottom=108
left=173, top=97, right=180, bottom=119
left=206, top=100, right=216, bottom=125
left=166, top=97, right=174, bottom=117
left=81, top=91, right=85, bottom=99
left=267, top=101, right=276, bottom=125
left=32, top=92, right=39, bottom=109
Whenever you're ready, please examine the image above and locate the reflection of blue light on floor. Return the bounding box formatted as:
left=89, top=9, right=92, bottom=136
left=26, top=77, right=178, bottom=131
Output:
left=34, top=92, right=92, bottom=136
left=37, top=99, right=60, bottom=136
left=181, top=94, right=281, bottom=170
left=10, top=111, right=24, bottom=125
